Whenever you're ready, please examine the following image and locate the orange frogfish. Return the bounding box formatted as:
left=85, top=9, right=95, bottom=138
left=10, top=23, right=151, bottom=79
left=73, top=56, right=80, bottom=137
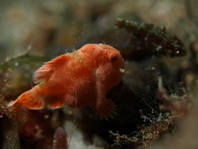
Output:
left=9, top=44, right=124, bottom=116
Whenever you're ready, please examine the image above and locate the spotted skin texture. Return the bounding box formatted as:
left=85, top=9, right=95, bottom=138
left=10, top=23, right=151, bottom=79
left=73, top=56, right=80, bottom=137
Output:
left=116, top=18, right=187, bottom=57
left=10, top=44, right=124, bottom=116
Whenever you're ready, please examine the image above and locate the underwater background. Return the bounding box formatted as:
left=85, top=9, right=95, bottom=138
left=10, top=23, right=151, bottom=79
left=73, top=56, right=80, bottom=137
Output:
left=0, top=0, right=198, bottom=149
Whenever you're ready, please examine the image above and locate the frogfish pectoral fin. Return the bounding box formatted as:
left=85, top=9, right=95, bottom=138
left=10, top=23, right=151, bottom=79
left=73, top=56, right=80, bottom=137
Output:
left=95, top=98, right=115, bottom=116
left=45, top=95, right=65, bottom=109
left=8, top=89, right=45, bottom=109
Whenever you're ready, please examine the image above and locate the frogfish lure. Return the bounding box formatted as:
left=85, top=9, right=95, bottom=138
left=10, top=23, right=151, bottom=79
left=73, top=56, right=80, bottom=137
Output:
left=9, top=44, right=125, bottom=116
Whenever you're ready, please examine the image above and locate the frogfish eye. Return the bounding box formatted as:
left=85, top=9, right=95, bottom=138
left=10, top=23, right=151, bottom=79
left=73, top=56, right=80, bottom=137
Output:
left=109, top=52, right=119, bottom=63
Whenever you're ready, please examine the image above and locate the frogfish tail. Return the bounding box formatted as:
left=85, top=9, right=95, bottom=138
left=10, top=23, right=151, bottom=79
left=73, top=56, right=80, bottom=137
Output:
left=8, top=89, right=45, bottom=109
